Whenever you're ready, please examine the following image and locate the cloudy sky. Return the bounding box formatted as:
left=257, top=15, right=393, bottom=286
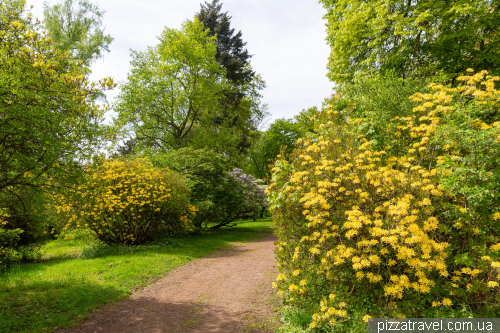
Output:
left=26, top=0, right=334, bottom=124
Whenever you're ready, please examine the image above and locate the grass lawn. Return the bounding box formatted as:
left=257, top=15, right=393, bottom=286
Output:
left=0, top=218, right=273, bottom=333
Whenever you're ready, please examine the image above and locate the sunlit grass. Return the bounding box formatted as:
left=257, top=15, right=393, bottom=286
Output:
left=0, top=218, right=273, bottom=332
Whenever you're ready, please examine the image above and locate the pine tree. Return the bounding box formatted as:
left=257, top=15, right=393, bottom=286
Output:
left=197, top=0, right=254, bottom=85
left=196, top=1, right=267, bottom=157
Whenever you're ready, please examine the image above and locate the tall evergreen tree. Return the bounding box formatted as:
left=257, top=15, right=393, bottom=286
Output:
left=197, top=0, right=254, bottom=85
left=196, top=0, right=265, bottom=155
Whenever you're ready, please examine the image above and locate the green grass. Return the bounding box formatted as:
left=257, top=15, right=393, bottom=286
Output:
left=275, top=306, right=312, bottom=333
left=0, top=218, right=273, bottom=333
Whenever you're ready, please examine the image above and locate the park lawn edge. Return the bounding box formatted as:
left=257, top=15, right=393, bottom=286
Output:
left=0, top=219, right=274, bottom=333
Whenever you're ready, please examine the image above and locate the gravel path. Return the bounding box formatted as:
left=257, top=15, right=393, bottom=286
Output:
left=60, top=234, right=279, bottom=333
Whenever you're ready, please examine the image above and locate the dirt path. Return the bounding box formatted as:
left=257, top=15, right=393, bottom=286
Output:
left=60, top=234, right=280, bottom=333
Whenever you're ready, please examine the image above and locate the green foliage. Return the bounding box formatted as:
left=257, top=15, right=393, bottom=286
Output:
left=185, top=71, right=269, bottom=159
left=279, top=306, right=313, bottom=331
left=431, top=73, right=500, bottom=238
left=114, top=18, right=229, bottom=151
left=320, top=0, right=500, bottom=85
left=337, top=75, right=429, bottom=153
left=0, top=187, right=50, bottom=268
left=163, top=148, right=248, bottom=228
left=56, top=158, right=193, bottom=245
left=267, top=71, right=500, bottom=330
left=246, top=118, right=306, bottom=180
left=42, top=0, right=113, bottom=66
left=0, top=0, right=114, bottom=266
left=293, top=106, right=321, bottom=134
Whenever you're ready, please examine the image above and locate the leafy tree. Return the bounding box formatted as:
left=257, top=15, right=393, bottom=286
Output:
left=42, top=0, right=113, bottom=66
left=184, top=72, right=269, bottom=160
left=320, top=0, right=500, bottom=84
left=293, top=106, right=321, bottom=133
left=0, top=0, right=114, bottom=265
left=245, top=118, right=305, bottom=180
left=114, top=18, right=229, bottom=151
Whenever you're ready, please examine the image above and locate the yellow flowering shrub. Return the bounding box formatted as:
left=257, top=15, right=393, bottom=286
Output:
left=56, top=158, right=194, bottom=245
left=267, top=70, right=500, bottom=329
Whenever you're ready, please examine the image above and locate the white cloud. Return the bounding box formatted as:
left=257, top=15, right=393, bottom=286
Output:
left=27, top=0, right=334, bottom=122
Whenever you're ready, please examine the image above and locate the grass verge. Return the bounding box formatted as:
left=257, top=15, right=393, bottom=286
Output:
left=0, top=218, right=273, bottom=333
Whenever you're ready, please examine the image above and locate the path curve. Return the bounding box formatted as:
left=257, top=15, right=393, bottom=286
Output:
left=60, top=234, right=279, bottom=333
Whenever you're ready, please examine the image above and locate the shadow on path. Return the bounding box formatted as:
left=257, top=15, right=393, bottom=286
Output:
left=60, top=297, right=260, bottom=333
left=58, top=234, right=279, bottom=333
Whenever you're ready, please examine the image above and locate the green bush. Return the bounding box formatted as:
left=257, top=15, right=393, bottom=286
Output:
left=162, top=147, right=248, bottom=228
left=57, top=158, right=194, bottom=245
left=0, top=188, right=50, bottom=268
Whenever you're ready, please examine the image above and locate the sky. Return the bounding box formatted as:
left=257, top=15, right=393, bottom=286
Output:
left=26, top=0, right=334, bottom=125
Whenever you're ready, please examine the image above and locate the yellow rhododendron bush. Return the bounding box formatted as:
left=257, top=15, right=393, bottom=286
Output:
left=56, top=158, right=195, bottom=245
left=267, top=70, right=500, bottom=329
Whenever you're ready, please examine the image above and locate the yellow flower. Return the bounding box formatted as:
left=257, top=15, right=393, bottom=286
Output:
left=310, top=247, right=320, bottom=254
left=442, top=298, right=452, bottom=306
left=487, top=281, right=499, bottom=288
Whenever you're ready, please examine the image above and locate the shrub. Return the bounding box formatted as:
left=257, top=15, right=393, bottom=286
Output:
left=0, top=188, right=50, bottom=268
left=229, top=168, right=269, bottom=218
left=162, top=148, right=242, bottom=228
left=267, top=70, right=500, bottom=330
left=56, top=158, right=194, bottom=245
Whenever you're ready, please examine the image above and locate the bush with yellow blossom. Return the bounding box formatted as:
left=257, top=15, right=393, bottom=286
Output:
left=56, top=158, right=195, bottom=245
left=267, top=70, right=500, bottom=330
left=0, top=1, right=115, bottom=268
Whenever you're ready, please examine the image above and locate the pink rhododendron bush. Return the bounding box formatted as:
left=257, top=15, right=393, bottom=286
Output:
left=229, top=168, right=269, bottom=215
left=267, top=70, right=500, bottom=330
